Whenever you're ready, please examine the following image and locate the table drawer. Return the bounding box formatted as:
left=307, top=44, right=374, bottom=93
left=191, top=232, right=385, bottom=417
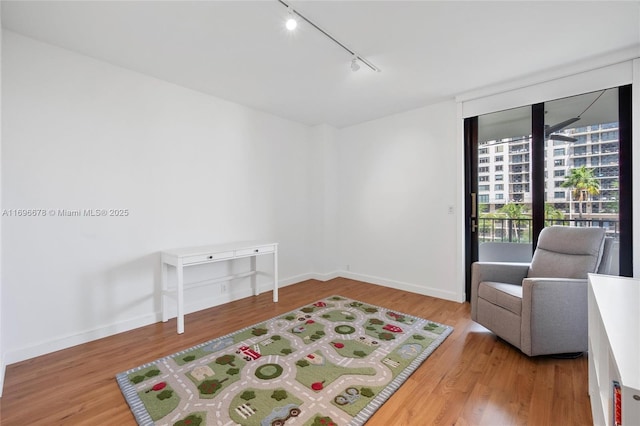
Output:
left=182, top=251, right=234, bottom=265
left=235, top=245, right=275, bottom=257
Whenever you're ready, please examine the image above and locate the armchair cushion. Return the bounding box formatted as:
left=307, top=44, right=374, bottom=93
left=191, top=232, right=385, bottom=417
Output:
left=470, top=262, right=529, bottom=320
left=477, top=282, right=522, bottom=315
left=527, top=226, right=605, bottom=279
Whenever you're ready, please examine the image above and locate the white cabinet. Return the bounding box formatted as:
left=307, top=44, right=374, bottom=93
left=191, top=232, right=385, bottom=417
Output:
left=588, top=274, right=640, bottom=426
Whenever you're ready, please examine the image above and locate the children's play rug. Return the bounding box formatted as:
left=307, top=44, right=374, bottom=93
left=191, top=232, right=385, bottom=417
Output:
left=116, top=295, right=453, bottom=426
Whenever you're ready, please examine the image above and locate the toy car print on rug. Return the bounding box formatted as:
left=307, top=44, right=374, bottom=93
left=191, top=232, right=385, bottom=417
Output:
left=116, top=296, right=453, bottom=426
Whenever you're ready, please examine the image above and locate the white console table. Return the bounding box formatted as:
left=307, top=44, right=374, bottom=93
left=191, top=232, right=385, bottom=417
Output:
left=161, top=241, right=278, bottom=334
left=588, top=274, right=640, bottom=426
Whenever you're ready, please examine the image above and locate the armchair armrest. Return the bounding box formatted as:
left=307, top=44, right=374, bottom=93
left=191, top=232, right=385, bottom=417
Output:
left=520, top=277, right=588, bottom=356
left=470, top=262, right=529, bottom=320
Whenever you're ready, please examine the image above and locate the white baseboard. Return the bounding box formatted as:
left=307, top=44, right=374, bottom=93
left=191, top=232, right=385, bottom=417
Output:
left=283, top=269, right=463, bottom=302
left=4, top=271, right=459, bottom=366
left=3, top=275, right=333, bottom=365
left=0, top=356, right=5, bottom=398
left=4, top=311, right=161, bottom=365
left=279, top=271, right=340, bottom=285
left=338, top=271, right=463, bottom=302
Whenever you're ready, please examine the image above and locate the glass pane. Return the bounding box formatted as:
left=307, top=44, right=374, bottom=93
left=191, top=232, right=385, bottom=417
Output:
left=543, top=90, right=619, bottom=228
left=544, top=89, right=619, bottom=270
left=477, top=106, right=532, bottom=261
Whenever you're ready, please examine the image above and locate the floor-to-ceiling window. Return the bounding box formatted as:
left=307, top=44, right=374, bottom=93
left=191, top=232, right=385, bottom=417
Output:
left=464, top=86, right=632, bottom=299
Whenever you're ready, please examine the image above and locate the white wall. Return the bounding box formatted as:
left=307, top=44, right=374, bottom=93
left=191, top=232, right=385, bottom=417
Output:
left=308, top=124, right=339, bottom=278
left=2, top=31, right=318, bottom=363
left=335, top=102, right=462, bottom=302
left=0, top=5, right=4, bottom=398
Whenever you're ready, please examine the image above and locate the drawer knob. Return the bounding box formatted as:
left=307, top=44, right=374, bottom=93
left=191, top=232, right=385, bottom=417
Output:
left=254, top=249, right=259, bottom=252
left=634, top=395, right=640, bottom=401
left=208, top=255, right=213, bottom=259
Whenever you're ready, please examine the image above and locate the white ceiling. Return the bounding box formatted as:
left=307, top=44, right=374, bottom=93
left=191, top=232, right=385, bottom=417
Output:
left=2, top=1, right=640, bottom=128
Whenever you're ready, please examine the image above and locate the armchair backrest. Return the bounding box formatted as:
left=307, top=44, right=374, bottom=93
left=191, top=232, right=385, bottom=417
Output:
left=527, top=226, right=606, bottom=279
left=597, top=237, right=619, bottom=276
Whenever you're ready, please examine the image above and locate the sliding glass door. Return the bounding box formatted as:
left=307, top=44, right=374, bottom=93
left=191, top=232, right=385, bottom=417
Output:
left=465, top=86, right=632, bottom=300
left=473, top=106, right=533, bottom=261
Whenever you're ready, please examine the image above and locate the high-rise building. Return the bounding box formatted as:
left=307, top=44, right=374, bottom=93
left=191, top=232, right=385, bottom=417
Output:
left=478, top=122, right=619, bottom=222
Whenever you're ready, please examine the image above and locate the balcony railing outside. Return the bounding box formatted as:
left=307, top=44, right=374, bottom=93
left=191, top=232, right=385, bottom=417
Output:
left=478, top=218, right=619, bottom=243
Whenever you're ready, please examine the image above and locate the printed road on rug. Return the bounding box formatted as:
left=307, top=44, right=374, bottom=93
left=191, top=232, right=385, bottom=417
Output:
left=116, top=295, right=453, bottom=426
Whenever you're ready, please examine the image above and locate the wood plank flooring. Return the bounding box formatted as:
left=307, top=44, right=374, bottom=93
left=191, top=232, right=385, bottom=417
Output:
left=0, top=278, right=592, bottom=425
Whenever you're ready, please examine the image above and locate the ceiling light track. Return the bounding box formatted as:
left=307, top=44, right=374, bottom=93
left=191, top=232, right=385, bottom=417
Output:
left=277, top=0, right=381, bottom=73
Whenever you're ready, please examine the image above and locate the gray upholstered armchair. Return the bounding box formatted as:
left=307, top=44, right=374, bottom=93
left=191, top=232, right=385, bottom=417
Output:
left=470, top=226, right=608, bottom=356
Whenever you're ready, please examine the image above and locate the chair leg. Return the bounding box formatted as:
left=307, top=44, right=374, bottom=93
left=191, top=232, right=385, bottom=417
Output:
left=550, top=352, right=583, bottom=359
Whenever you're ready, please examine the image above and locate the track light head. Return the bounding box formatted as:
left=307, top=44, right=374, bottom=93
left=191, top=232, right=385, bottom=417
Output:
left=277, top=0, right=381, bottom=72
left=285, top=7, right=297, bottom=31
left=351, top=57, right=360, bottom=72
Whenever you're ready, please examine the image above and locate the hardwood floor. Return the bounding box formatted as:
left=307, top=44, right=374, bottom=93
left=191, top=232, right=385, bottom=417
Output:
left=0, top=278, right=592, bottom=425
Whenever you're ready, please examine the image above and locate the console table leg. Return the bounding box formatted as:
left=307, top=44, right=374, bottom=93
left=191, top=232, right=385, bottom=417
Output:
left=161, top=262, right=169, bottom=322
left=251, top=256, right=258, bottom=296
left=273, top=249, right=279, bottom=302
left=177, top=262, right=184, bottom=334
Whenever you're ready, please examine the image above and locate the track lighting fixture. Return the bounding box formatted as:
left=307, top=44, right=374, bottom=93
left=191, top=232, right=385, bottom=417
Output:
left=285, top=7, right=297, bottom=31
left=351, top=57, right=360, bottom=72
left=277, top=0, right=381, bottom=73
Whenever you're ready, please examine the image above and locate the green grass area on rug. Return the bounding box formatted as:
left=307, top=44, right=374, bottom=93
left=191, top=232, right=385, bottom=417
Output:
left=116, top=295, right=453, bottom=426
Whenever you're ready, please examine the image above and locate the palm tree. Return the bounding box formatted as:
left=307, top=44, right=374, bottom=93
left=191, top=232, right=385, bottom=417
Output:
left=561, top=166, right=600, bottom=219
left=544, top=203, right=565, bottom=226
left=497, top=203, right=529, bottom=242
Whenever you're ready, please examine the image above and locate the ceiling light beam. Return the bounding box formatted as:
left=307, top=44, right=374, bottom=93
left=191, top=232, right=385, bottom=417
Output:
left=277, top=0, right=381, bottom=73
left=285, top=6, right=297, bottom=30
